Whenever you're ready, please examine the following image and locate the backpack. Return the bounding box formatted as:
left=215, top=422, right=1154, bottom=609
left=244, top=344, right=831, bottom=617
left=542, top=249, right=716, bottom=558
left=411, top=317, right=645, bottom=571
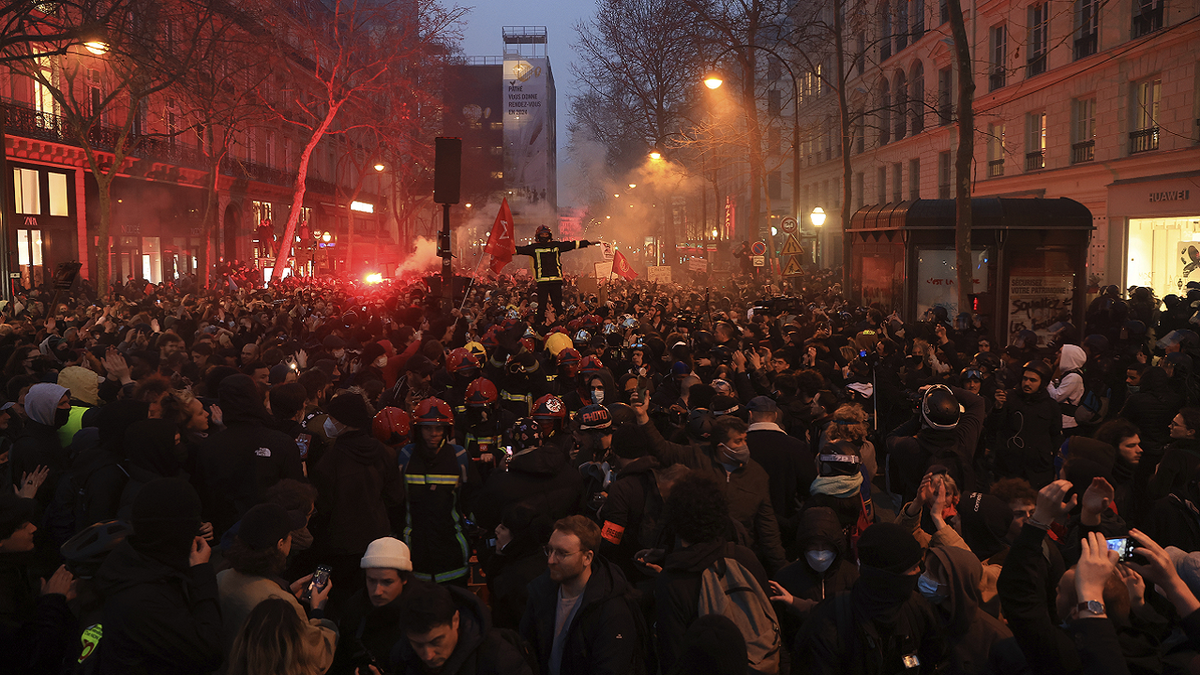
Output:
left=697, top=557, right=781, bottom=675
left=1057, top=369, right=1110, bottom=425
left=492, top=627, right=539, bottom=674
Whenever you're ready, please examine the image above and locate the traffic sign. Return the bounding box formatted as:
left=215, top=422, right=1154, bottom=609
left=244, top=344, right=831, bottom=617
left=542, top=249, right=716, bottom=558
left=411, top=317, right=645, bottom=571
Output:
left=751, top=255, right=765, bottom=267
left=780, top=235, right=805, bottom=257
left=783, top=256, right=804, bottom=276
left=751, top=240, right=767, bottom=256
left=781, top=217, right=798, bottom=234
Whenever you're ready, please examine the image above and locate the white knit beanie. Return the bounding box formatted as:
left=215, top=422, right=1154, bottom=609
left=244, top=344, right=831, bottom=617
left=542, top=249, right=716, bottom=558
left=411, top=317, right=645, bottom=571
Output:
left=360, top=537, right=412, bottom=571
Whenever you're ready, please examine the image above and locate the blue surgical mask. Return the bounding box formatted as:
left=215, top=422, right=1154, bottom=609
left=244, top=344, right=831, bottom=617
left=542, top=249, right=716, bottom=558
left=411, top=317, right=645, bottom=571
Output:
left=805, top=550, right=835, bottom=573
left=917, top=574, right=948, bottom=603
left=323, top=417, right=341, bottom=439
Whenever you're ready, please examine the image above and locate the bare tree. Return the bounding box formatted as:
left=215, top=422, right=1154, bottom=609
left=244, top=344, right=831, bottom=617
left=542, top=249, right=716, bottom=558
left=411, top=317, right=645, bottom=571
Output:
left=11, top=0, right=221, bottom=295
left=258, top=0, right=465, bottom=280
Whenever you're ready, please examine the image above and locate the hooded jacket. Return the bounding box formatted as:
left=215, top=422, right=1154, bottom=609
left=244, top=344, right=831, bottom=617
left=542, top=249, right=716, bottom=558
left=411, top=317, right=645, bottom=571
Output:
left=92, top=540, right=223, bottom=674
left=312, top=428, right=405, bottom=555
left=11, top=383, right=69, bottom=508
left=520, top=555, right=645, bottom=675
left=772, top=507, right=859, bottom=632
left=1049, top=345, right=1087, bottom=429
left=989, top=383, right=1063, bottom=487
left=471, top=443, right=584, bottom=532
left=1148, top=437, right=1200, bottom=502
left=117, top=419, right=183, bottom=521
left=926, top=546, right=1014, bottom=675
left=390, top=585, right=532, bottom=675
left=194, top=374, right=304, bottom=536
left=597, top=456, right=690, bottom=584
left=1119, top=367, right=1181, bottom=455
left=654, top=540, right=772, bottom=675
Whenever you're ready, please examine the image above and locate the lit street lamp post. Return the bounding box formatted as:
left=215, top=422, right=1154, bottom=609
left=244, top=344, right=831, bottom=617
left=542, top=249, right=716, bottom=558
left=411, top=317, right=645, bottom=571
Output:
left=810, top=206, right=826, bottom=268
left=704, top=43, right=801, bottom=276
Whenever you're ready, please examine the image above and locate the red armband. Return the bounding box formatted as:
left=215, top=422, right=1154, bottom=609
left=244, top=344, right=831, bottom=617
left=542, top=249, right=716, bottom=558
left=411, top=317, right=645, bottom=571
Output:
left=600, top=521, right=625, bottom=545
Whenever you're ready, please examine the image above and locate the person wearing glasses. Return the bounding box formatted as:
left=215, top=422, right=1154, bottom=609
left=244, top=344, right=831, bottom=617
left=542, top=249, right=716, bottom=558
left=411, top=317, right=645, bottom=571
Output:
left=520, top=515, right=645, bottom=675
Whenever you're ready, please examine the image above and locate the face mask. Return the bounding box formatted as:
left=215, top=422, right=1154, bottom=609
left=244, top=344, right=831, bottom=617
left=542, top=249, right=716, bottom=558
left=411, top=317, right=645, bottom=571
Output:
left=323, top=417, right=341, bottom=439
left=806, top=550, right=835, bottom=573
left=374, top=356, right=388, bottom=368
left=591, top=390, right=605, bottom=405
left=54, top=407, right=71, bottom=429
left=720, top=443, right=750, bottom=466
left=1127, top=385, right=1140, bottom=395
left=917, top=574, right=948, bottom=603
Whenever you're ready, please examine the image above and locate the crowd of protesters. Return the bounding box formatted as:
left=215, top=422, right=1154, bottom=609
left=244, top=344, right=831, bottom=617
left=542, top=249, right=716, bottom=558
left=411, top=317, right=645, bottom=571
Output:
left=3, top=249, right=1200, bottom=675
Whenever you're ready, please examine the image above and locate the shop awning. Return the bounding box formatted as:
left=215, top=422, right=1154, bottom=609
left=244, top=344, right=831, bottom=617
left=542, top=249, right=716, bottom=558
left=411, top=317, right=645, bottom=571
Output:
left=849, top=197, right=1094, bottom=232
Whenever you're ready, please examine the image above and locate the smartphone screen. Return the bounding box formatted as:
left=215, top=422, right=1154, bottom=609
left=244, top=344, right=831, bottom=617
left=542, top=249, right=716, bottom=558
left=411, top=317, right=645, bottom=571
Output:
left=304, top=564, right=332, bottom=600
left=1105, top=537, right=1131, bottom=562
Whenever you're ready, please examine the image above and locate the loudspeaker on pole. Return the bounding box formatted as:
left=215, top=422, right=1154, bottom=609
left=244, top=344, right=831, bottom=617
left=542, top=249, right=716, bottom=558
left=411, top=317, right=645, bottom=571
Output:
left=433, top=137, right=462, bottom=205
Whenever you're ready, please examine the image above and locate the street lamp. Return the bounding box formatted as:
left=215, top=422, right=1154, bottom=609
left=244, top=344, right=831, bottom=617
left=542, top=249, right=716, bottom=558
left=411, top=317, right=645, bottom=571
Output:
left=373, top=162, right=385, bottom=172
left=705, top=45, right=801, bottom=277
left=649, top=150, right=663, bottom=160
left=84, top=40, right=109, bottom=55
left=811, top=207, right=826, bottom=268
left=810, top=207, right=826, bottom=227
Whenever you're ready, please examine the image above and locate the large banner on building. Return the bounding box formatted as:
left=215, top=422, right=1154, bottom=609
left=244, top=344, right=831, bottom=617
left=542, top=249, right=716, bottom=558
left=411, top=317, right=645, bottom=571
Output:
left=503, top=56, right=555, bottom=212
left=1007, top=275, right=1075, bottom=346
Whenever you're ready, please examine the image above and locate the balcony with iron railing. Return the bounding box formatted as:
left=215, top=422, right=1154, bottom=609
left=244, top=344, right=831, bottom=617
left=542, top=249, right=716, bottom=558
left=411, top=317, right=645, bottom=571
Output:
left=3, top=99, right=376, bottom=199
left=988, top=67, right=1006, bottom=92
left=1071, top=139, right=1095, bottom=164
left=987, top=158, right=1005, bottom=177
left=1025, top=150, right=1045, bottom=171
left=1130, top=127, right=1159, bottom=154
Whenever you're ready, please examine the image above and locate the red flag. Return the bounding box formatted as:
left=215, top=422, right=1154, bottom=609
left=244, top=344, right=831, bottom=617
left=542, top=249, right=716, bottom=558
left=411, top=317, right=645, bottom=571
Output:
left=612, top=250, right=638, bottom=280
left=484, top=198, right=516, bottom=274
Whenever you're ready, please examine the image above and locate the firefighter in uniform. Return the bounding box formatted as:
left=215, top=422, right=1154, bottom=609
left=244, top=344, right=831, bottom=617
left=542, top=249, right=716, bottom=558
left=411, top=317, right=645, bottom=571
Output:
left=515, top=225, right=596, bottom=321
left=398, top=398, right=479, bottom=585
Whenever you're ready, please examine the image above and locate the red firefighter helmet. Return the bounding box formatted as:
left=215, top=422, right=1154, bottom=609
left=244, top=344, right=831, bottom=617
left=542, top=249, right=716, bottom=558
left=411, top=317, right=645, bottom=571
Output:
left=519, top=337, right=535, bottom=353
left=556, top=348, right=582, bottom=378
left=578, top=355, right=605, bottom=376
left=446, top=348, right=479, bottom=376
left=532, top=394, right=567, bottom=422
left=464, top=377, right=499, bottom=407
left=373, top=407, right=412, bottom=445
left=481, top=328, right=500, bottom=354
left=413, top=398, right=454, bottom=426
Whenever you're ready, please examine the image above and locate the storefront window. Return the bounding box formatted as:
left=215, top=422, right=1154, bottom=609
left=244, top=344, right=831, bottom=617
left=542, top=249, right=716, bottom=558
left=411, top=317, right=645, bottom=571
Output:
left=1127, top=217, right=1200, bottom=297
left=13, top=169, right=40, bottom=215
left=17, top=229, right=43, bottom=287
left=48, top=172, right=69, bottom=216
left=142, top=236, right=162, bottom=284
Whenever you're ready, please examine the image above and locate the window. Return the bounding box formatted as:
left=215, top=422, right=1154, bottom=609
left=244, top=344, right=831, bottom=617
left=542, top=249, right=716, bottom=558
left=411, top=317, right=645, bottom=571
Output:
left=938, top=67, right=953, bottom=125
left=855, top=110, right=865, bottom=153
left=13, top=168, right=40, bottom=215
left=913, top=0, right=926, bottom=38
left=1026, top=111, right=1047, bottom=170
left=1132, top=0, right=1163, bottom=38
left=893, top=163, right=903, bottom=201
left=895, top=71, right=908, bottom=140
left=878, top=166, right=888, bottom=203
left=33, top=57, right=57, bottom=124
left=284, top=138, right=293, bottom=170
left=939, top=0, right=949, bottom=24
left=856, top=33, right=866, bottom=76
left=896, top=0, right=909, bottom=50
left=1027, top=3, right=1048, bottom=77
left=1131, top=79, right=1160, bottom=153
left=768, top=171, right=782, bottom=200
left=938, top=151, right=952, bottom=198
left=768, top=59, right=782, bottom=82
left=1075, top=0, right=1099, bottom=59
left=881, top=79, right=892, bottom=145
left=989, top=25, right=1007, bottom=91
left=165, top=99, right=179, bottom=147
left=87, top=68, right=102, bottom=123
left=909, top=158, right=921, bottom=200
left=768, top=89, right=782, bottom=117
left=1072, top=97, right=1097, bottom=162
left=768, top=127, right=782, bottom=155
left=252, top=200, right=273, bottom=226
left=48, top=172, right=68, bottom=216
left=911, top=62, right=925, bottom=133
left=881, top=1, right=893, bottom=61
left=987, top=123, right=1006, bottom=176
left=264, top=131, right=275, bottom=168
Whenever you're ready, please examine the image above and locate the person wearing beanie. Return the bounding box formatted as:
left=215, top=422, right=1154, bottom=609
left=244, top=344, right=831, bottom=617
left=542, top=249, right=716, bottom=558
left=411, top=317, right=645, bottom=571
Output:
left=215, top=503, right=334, bottom=657
left=92, top=477, right=224, bottom=674
left=56, top=365, right=100, bottom=447
left=194, top=374, right=304, bottom=538
left=991, top=361, right=1064, bottom=489
left=330, top=536, right=416, bottom=673
left=313, top=393, right=404, bottom=604
left=798, top=522, right=943, bottom=674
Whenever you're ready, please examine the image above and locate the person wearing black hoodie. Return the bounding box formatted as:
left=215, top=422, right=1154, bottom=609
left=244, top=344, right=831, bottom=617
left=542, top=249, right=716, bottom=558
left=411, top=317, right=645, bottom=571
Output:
left=921, top=545, right=1015, bottom=675
left=92, top=477, right=223, bottom=674
left=391, top=580, right=532, bottom=675
left=768, top=507, right=858, bottom=640
left=990, top=361, right=1063, bottom=489
left=485, top=504, right=549, bottom=631
left=59, top=400, right=149, bottom=531
left=797, top=522, right=945, bottom=675
left=313, top=393, right=405, bottom=603
left=117, top=419, right=184, bottom=521
left=194, top=374, right=303, bottom=536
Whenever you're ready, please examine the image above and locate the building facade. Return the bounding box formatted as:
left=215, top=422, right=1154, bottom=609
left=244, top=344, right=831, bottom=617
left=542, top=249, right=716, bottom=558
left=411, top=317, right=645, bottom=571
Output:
left=790, top=0, right=1200, bottom=300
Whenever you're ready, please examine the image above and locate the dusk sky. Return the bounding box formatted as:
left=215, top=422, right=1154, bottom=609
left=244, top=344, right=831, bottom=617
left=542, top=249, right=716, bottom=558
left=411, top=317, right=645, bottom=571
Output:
left=459, top=1, right=599, bottom=206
